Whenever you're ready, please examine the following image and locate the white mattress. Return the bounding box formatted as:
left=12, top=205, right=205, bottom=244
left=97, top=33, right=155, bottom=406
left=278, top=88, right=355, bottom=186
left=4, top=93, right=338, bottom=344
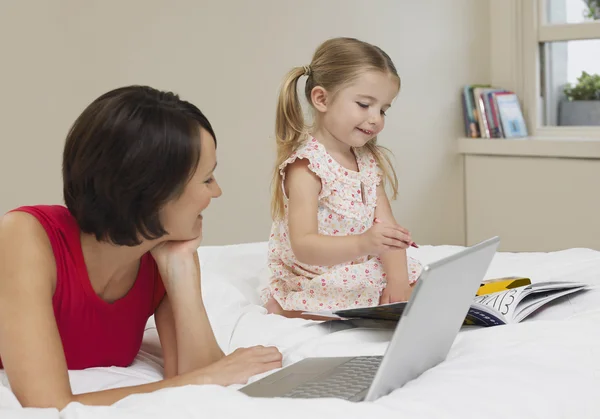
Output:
left=2, top=242, right=600, bottom=418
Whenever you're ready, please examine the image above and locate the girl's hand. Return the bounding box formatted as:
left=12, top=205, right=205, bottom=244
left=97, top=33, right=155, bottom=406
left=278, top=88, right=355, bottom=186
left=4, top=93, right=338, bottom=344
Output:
left=359, top=220, right=412, bottom=256
left=187, top=346, right=283, bottom=386
left=379, top=279, right=413, bottom=305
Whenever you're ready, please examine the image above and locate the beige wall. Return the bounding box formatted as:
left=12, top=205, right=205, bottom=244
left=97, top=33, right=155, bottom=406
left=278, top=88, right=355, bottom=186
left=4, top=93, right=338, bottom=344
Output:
left=0, top=0, right=490, bottom=246
left=464, top=154, right=600, bottom=252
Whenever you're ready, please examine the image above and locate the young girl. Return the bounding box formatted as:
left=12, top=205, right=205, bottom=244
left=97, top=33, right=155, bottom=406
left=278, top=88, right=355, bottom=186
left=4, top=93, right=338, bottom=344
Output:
left=261, top=37, right=423, bottom=317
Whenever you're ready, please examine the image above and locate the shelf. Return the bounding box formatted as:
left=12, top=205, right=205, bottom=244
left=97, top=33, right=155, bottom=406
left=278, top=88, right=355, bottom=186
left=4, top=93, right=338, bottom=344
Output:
left=457, top=137, right=600, bottom=159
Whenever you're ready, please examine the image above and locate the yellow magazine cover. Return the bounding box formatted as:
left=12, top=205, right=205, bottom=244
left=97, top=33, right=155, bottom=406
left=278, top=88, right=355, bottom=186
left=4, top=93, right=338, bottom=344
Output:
left=476, top=277, right=531, bottom=296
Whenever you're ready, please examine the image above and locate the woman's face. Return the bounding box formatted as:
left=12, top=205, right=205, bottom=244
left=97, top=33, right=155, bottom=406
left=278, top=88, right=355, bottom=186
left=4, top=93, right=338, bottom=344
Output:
left=160, top=127, right=221, bottom=241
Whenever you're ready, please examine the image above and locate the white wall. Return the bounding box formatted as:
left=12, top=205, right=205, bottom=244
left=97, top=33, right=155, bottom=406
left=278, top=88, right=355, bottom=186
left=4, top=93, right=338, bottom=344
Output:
left=0, top=0, right=491, bottom=246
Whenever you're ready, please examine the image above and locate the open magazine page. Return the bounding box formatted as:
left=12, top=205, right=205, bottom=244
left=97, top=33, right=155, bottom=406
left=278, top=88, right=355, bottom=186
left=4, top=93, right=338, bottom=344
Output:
left=468, top=281, right=588, bottom=326
left=304, top=282, right=589, bottom=326
left=332, top=302, right=408, bottom=321
left=303, top=302, right=408, bottom=321
left=468, top=287, right=530, bottom=326
left=513, top=286, right=587, bottom=322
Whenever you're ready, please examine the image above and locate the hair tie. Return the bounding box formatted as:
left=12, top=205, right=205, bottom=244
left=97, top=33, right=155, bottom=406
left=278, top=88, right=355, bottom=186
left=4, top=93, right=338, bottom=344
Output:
left=303, top=65, right=311, bottom=77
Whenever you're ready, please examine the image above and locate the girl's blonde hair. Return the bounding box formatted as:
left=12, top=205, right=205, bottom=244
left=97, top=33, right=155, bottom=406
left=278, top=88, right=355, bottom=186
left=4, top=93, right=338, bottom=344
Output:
left=271, top=37, right=401, bottom=220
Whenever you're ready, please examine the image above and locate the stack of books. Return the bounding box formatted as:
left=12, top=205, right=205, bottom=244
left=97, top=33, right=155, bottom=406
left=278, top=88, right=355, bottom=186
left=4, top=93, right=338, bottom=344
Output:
left=462, top=85, right=528, bottom=139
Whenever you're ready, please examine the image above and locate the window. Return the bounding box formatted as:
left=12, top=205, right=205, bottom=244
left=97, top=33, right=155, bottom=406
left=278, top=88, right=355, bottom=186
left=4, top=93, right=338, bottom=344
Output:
left=539, top=1, right=600, bottom=127
left=490, top=0, right=600, bottom=138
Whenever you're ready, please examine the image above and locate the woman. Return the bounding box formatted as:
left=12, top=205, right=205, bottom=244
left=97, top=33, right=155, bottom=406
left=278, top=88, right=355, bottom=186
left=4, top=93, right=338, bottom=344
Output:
left=0, top=86, right=282, bottom=409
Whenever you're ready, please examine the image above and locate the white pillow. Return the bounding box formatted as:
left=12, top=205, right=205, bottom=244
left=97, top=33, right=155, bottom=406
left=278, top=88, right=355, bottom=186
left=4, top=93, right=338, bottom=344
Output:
left=198, top=242, right=270, bottom=306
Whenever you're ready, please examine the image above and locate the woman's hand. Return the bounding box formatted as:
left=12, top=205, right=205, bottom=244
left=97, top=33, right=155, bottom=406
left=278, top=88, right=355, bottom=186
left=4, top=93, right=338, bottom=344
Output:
left=150, top=235, right=203, bottom=269
left=185, top=346, right=283, bottom=386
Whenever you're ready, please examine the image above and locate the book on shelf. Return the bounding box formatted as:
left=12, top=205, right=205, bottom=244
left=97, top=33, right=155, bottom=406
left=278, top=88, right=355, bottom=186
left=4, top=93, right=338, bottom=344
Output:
left=303, top=278, right=587, bottom=327
left=461, top=85, right=528, bottom=139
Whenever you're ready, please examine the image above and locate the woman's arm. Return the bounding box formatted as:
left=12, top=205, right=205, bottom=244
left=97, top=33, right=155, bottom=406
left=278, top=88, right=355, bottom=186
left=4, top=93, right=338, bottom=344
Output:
left=373, top=184, right=413, bottom=304
left=0, top=213, right=280, bottom=409
left=0, top=213, right=188, bottom=409
left=154, top=295, right=178, bottom=378
left=153, top=252, right=224, bottom=376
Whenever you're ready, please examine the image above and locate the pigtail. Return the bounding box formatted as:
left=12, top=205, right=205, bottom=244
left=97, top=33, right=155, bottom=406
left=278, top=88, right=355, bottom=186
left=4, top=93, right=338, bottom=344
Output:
left=365, top=140, right=399, bottom=200
left=271, top=66, right=307, bottom=220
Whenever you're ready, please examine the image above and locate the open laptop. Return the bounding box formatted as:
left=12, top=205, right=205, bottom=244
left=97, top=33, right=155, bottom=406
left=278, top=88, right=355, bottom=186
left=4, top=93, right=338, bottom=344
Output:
left=239, top=236, right=500, bottom=402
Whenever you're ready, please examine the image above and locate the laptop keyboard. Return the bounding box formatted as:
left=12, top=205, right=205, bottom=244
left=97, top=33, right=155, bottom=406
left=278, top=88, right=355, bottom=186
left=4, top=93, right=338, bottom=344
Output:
left=283, top=356, right=383, bottom=400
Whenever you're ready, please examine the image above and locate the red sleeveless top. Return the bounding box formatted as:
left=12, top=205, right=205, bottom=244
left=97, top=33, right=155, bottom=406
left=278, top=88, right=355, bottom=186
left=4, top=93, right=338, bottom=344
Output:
left=0, top=205, right=166, bottom=370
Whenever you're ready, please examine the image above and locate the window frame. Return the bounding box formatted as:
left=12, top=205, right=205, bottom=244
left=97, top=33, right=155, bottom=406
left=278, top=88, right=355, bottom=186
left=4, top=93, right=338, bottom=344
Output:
left=491, top=0, right=600, bottom=139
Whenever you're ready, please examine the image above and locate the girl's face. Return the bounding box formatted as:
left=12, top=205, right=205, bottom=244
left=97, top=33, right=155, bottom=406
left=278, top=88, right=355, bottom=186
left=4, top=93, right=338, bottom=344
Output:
left=314, top=70, right=399, bottom=148
left=160, top=127, right=221, bottom=241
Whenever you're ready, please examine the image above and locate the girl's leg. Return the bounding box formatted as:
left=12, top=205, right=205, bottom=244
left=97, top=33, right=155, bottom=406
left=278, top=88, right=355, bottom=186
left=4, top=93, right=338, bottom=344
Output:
left=264, top=296, right=333, bottom=321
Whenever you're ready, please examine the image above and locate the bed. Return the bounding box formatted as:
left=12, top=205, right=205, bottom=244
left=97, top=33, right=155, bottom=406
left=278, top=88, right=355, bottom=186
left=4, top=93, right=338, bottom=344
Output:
left=2, top=242, right=600, bottom=418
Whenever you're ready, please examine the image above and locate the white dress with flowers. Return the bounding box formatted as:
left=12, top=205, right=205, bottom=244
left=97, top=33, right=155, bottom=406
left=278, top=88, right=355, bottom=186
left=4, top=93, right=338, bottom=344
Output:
left=261, top=137, right=422, bottom=312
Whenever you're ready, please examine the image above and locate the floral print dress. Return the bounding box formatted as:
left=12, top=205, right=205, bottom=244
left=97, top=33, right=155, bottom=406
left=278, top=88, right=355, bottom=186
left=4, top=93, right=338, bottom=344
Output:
left=261, top=137, right=422, bottom=312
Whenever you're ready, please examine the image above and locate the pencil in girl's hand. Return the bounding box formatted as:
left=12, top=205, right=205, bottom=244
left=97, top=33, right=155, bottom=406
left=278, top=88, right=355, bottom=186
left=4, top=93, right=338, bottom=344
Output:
left=373, top=218, right=419, bottom=248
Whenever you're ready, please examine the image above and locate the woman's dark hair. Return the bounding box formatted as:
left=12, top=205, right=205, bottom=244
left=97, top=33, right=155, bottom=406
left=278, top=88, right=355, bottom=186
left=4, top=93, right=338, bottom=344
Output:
left=62, top=85, right=216, bottom=246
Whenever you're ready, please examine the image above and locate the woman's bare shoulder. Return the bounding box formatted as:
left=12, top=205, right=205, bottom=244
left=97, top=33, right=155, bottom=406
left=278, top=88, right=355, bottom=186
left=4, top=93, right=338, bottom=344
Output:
left=0, top=211, right=57, bottom=286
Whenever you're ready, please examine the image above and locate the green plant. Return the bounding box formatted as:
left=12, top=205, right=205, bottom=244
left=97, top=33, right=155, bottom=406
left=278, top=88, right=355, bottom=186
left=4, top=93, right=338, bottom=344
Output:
left=584, top=0, right=600, bottom=19
left=563, top=71, right=600, bottom=100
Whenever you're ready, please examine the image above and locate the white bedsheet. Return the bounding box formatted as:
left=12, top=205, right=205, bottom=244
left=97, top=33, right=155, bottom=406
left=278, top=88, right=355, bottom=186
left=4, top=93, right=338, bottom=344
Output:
left=2, top=242, right=600, bottom=418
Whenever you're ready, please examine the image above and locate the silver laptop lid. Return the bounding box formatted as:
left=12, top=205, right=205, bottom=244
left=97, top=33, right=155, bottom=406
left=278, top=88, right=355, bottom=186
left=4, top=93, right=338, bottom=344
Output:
left=364, top=236, right=500, bottom=401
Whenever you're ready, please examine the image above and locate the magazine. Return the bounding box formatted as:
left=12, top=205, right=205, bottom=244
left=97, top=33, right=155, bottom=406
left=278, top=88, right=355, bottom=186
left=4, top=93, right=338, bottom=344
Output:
left=303, top=281, right=587, bottom=327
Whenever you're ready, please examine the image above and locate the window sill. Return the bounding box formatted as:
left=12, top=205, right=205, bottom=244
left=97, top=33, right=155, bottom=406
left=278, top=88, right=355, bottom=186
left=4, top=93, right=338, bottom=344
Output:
left=457, top=137, right=600, bottom=159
